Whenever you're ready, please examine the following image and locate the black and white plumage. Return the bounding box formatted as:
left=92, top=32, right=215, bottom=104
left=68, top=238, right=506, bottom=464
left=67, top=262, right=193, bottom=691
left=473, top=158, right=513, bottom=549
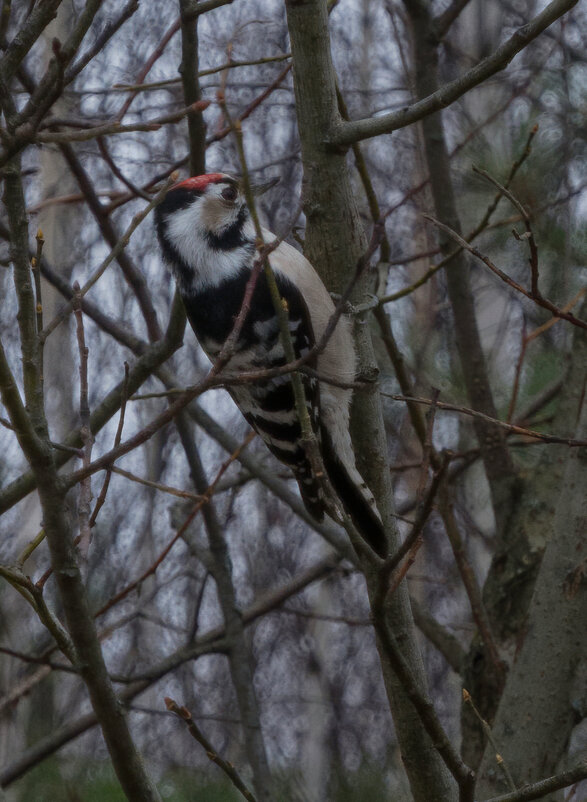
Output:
left=155, top=173, right=387, bottom=557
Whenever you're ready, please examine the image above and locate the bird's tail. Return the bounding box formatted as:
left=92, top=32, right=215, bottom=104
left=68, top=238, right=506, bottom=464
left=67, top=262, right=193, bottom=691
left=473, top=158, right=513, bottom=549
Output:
left=320, top=426, right=388, bottom=558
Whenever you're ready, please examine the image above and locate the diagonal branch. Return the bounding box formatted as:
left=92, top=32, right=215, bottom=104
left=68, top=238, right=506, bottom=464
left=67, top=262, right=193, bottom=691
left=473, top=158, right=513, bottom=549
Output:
left=331, top=0, right=578, bottom=146
left=0, top=554, right=341, bottom=788
left=165, top=698, right=257, bottom=802
left=0, top=0, right=63, bottom=84
left=425, top=215, right=587, bottom=331
left=483, top=760, right=587, bottom=802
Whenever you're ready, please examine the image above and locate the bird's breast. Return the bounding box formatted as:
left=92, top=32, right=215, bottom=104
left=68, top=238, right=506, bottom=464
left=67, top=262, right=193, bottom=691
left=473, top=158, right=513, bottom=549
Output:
left=181, top=266, right=314, bottom=375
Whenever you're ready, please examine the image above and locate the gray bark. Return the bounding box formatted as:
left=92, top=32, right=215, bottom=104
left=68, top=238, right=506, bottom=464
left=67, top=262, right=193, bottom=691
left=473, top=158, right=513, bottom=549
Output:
left=402, top=0, right=517, bottom=537
left=477, top=391, right=587, bottom=797
left=175, top=416, right=275, bottom=801
left=284, top=1, right=457, bottom=798
left=1, top=157, right=162, bottom=801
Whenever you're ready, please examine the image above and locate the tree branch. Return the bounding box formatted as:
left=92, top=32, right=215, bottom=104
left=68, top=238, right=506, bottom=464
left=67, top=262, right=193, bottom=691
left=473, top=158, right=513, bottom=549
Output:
left=482, top=760, right=587, bottom=802
left=0, top=555, right=341, bottom=788
left=331, top=0, right=578, bottom=146
left=424, top=214, right=587, bottom=331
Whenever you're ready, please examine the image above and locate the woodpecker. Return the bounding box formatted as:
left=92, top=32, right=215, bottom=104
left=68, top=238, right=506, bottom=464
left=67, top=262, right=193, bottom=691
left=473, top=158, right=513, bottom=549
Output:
left=155, top=173, right=387, bottom=557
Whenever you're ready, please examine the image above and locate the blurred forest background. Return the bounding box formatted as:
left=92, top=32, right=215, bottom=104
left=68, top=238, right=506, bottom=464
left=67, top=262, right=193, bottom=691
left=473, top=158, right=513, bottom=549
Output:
left=0, top=0, right=585, bottom=800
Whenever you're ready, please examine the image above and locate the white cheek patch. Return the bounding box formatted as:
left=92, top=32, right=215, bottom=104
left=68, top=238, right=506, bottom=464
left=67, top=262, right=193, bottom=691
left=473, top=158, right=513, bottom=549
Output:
left=164, top=203, right=249, bottom=294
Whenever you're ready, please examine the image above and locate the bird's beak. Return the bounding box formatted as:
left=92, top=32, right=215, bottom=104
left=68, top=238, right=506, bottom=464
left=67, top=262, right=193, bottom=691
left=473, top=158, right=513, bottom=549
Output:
left=250, top=176, right=280, bottom=196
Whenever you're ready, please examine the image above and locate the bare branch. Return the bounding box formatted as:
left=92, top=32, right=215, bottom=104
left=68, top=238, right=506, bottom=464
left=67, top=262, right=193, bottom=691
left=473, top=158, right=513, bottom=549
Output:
left=332, top=0, right=578, bottom=145
left=483, top=760, right=587, bottom=802
left=0, top=555, right=341, bottom=787
left=432, top=0, right=473, bottom=40
left=40, top=174, right=175, bottom=343
left=0, top=0, right=62, bottom=84
left=370, top=591, right=476, bottom=797
left=382, top=392, right=587, bottom=447
left=424, top=214, right=587, bottom=331
left=34, top=100, right=209, bottom=144
left=165, top=698, right=257, bottom=802
left=66, top=0, right=139, bottom=82
left=73, top=282, right=93, bottom=557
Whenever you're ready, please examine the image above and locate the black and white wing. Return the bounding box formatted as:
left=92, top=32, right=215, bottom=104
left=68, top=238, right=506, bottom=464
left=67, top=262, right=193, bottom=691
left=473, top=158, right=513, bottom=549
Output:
left=227, top=271, right=326, bottom=520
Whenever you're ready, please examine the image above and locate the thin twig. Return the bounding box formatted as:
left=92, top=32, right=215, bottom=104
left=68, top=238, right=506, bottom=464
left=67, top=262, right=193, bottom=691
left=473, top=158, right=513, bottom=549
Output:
left=423, top=214, right=587, bottom=331
left=65, top=0, right=139, bottom=83
left=472, top=165, right=540, bottom=296
left=16, top=528, right=46, bottom=567
left=112, top=53, right=291, bottom=93
left=115, top=18, right=180, bottom=119
left=440, top=493, right=505, bottom=684
left=97, top=136, right=150, bottom=200
left=0, top=564, right=75, bottom=660
left=382, top=392, right=587, bottom=446
left=462, top=689, right=517, bottom=792
left=93, top=431, right=254, bottom=619
left=36, top=100, right=210, bottom=143
left=109, top=466, right=203, bottom=502
left=0, top=645, right=78, bottom=675
left=73, top=282, right=93, bottom=557
left=384, top=453, right=448, bottom=580
left=483, top=759, right=587, bottom=802
left=40, top=175, right=176, bottom=343
left=468, top=125, right=538, bottom=243
left=90, top=362, right=130, bottom=528
left=379, top=124, right=540, bottom=307
left=164, top=698, right=257, bottom=802
left=35, top=362, right=131, bottom=591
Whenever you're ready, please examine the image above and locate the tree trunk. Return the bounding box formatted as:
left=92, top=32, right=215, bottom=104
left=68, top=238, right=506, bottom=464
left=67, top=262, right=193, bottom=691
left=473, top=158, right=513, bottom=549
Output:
left=284, top=1, right=457, bottom=797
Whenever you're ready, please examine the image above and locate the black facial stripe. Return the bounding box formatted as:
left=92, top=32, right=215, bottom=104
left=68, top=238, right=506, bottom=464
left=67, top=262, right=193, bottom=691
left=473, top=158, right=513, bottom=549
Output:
left=206, top=206, right=251, bottom=251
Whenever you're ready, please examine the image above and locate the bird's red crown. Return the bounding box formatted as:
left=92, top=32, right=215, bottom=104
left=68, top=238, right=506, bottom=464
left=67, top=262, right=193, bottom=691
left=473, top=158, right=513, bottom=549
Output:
left=173, top=174, right=228, bottom=192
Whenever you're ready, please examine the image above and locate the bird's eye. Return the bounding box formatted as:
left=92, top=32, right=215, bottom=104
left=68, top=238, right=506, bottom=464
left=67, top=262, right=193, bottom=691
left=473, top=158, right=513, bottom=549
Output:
left=221, top=185, right=238, bottom=202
